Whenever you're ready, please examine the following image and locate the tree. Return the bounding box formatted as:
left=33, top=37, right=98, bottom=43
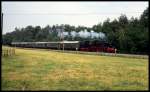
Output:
left=140, top=7, right=148, bottom=28
left=118, top=14, right=128, bottom=28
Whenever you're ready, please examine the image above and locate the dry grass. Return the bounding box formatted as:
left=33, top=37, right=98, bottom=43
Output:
left=2, top=46, right=148, bottom=90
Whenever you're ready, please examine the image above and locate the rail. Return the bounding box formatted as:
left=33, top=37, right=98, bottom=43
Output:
left=6, top=46, right=148, bottom=59
left=49, top=49, right=148, bottom=59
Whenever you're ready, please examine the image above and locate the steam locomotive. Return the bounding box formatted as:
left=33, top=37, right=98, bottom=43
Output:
left=11, top=40, right=116, bottom=53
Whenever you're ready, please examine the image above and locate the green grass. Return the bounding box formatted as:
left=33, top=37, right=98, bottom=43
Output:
left=2, top=47, right=148, bottom=91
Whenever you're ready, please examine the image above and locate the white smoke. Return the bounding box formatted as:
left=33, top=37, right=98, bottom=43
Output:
left=63, top=32, right=68, bottom=36
left=71, top=31, right=77, bottom=37
left=58, top=29, right=106, bottom=39
left=79, top=29, right=90, bottom=38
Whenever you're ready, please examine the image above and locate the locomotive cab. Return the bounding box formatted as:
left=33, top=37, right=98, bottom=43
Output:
left=106, top=44, right=116, bottom=53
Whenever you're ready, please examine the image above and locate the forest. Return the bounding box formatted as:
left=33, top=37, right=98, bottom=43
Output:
left=2, top=7, right=148, bottom=54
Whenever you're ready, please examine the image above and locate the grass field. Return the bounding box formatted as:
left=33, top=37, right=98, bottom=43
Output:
left=2, top=46, right=149, bottom=90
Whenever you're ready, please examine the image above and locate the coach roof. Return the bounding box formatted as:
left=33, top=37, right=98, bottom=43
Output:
left=11, top=41, right=79, bottom=44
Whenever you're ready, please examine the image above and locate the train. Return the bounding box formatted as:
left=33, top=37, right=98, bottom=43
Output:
left=11, top=40, right=116, bottom=53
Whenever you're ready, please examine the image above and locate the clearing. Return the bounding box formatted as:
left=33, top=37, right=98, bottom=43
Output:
left=2, top=47, right=148, bottom=90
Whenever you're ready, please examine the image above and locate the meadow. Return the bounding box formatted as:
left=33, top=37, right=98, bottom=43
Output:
left=2, top=46, right=148, bottom=90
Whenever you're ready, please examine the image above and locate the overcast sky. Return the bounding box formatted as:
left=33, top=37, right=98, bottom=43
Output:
left=2, top=1, right=148, bottom=34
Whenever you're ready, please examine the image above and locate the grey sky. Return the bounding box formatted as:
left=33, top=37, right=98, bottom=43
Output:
left=2, top=1, right=148, bottom=34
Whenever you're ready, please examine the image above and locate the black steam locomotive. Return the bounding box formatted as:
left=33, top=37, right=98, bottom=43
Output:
left=11, top=40, right=116, bottom=53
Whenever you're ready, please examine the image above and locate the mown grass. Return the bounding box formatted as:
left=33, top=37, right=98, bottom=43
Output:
left=2, top=46, right=148, bottom=91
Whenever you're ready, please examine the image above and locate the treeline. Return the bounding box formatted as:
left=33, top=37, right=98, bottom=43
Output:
left=93, top=7, right=148, bottom=54
left=2, top=7, right=148, bottom=54
left=2, top=24, right=102, bottom=43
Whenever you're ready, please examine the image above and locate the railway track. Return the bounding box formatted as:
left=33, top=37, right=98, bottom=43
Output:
left=52, top=49, right=148, bottom=59
left=12, top=47, right=148, bottom=59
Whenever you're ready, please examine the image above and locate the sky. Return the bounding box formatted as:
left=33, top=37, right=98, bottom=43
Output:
left=2, top=1, right=148, bottom=34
